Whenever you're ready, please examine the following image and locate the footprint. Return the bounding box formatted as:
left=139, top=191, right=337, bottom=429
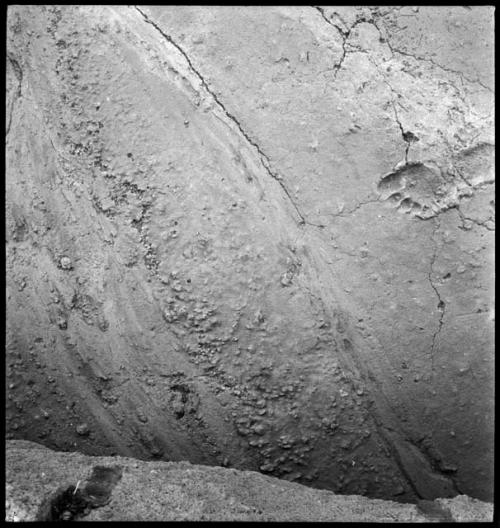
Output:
left=387, top=192, right=404, bottom=205
left=377, top=170, right=405, bottom=199
left=411, top=201, right=423, bottom=214
left=398, top=197, right=414, bottom=213
left=377, top=162, right=451, bottom=218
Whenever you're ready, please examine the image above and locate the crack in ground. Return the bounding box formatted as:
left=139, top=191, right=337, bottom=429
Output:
left=315, top=8, right=491, bottom=168
left=313, top=7, right=373, bottom=80
left=298, top=233, right=435, bottom=500
left=326, top=198, right=381, bottom=219
left=390, top=102, right=411, bottom=164
left=456, top=206, right=495, bottom=232
left=428, top=220, right=445, bottom=373
left=379, top=77, right=413, bottom=164
left=388, top=46, right=492, bottom=94
left=134, top=6, right=307, bottom=226
left=314, top=17, right=413, bottom=166
left=299, top=198, right=381, bottom=230
left=6, top=53, right=23, bottom=137
left=361, top=51, right=415, bottom=165
left=314, top=6, right=349, bottom=36
left=369, top=14, right=493, bottom=94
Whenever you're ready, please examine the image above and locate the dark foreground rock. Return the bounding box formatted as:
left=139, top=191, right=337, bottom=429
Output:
left=6, top=5, right=494, bottom=504
left=5, top=441, right=493, bottom=522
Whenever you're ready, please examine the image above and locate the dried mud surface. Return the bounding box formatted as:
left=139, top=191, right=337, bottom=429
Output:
left=6, top=5, right=494, bottom=504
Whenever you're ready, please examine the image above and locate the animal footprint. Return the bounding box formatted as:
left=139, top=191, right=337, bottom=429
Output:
left=377, top=162, right=452, bottom=219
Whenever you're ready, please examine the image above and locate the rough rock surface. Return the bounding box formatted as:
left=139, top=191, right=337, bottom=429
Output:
left=5, top=441, right=494, bottom=522
left=6, top=5, right=494, bottom=504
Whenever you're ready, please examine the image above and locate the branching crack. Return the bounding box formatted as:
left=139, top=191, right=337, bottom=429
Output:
left=392, top=102, right=410, bottom=164
left=6, top=53, right=23, bottom=137
left=134, top=6, right=307, bottom=226
left=428, top=220, right=445, bottom=373
left=316, top=8, right=492, bottom=96
left=456, top=206, right=495, bottom=232
left=379, top=78, right=414, bottom=164
left=388, top=46, right=492, bottom=94
left=370, top=15, right=493, bottom=94
left=364, top=52, right=414, bottom=165
left=314, top=6, right=349, bottom=36
left=313, top=7, right=372, bottom=80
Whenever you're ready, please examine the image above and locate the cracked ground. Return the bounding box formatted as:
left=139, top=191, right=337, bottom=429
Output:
left=6, top=5, right=494, bottom=504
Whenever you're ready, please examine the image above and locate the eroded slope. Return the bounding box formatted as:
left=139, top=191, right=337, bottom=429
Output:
left=6, top=5, right=494, bottom=502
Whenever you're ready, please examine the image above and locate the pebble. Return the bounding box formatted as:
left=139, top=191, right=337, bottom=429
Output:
left=137, top=412, right=148, bottom=423
left=59, top=256, right=73, bottom=270
left=253, top=423, right=266, bottom=435
left=76, top=423, right=90, bottom=436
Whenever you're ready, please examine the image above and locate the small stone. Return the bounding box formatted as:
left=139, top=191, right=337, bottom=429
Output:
left=137, top=412, right=148, bottom=423
left=172, top=401, right=184, bottom=418
left=253, top=423, right=266, bottom=435
left=97, top=315, right=109, bottom=332
left=280, top=271, right=293, bottom=287
left=76, top=423, right=90, bottom=436
left=100, top=198, right=114, bottom=212
left=59, top=256, right=73, bottom=270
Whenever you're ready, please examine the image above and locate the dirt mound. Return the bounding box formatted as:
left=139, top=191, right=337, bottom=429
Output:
left=6, top=5, right=494, bottom=503
left=5, top=441, right=493, bottom=522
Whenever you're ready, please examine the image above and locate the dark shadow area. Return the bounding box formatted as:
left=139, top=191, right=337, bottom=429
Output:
left=35, top=465, right=123, bottom=521
left=35, top=485, right=90, bottom=521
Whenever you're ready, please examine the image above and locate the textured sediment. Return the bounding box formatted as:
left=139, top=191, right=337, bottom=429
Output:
left=6, top=5, right=494, bottom=504
left=5, top=441, right=494, bottom=522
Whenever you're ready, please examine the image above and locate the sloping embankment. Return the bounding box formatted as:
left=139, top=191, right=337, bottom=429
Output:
left=5, top=441, right=494, bottom=522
